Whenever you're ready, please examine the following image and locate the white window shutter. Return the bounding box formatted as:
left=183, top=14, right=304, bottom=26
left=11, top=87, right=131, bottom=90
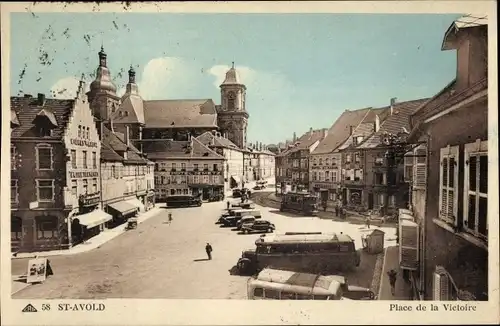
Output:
left=399, top=221, right=419, bottom=270
left=433, top=267, right=450, bottom=300
left=413, top=145, right=427, bottom=189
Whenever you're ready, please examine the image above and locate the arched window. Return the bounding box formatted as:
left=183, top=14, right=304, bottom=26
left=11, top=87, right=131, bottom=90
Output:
left=326, top=158, right=330, bottom=165
left=36, top=215, right=58, bottom=240
left=11, top=216, right=22, bottom=241
left=319, top=158, right=323, bottom=165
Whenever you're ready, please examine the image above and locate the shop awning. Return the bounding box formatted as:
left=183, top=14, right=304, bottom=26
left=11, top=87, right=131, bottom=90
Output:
left=126, top=198, right=145, bottom=212
left=108, top=201, right=138, bottom=216
left=76, top=210, right=112, bottom=228
left=231, top=175, right=241, bottom=184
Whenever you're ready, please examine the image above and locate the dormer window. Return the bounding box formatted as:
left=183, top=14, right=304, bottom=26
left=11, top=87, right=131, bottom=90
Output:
left=33, top=108, right=57, bottom=137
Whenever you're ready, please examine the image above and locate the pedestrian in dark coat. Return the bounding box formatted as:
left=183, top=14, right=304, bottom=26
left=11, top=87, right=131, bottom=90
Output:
left=205, top=243, right=213, bottom=260
left=227, top=201, right=230, bottom=210
left=387, top=269, right=398, bottom=296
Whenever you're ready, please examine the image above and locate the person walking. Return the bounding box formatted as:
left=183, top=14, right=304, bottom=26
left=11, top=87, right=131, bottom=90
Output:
left=168, top=212, right=173, bottom=224
left=365, top=216, right=371, bottom=229
left=387, top=269, right=398, bottom=296
left=205, top=243, right=213, bottom=260
left=227, top=200, right=230, bottom=210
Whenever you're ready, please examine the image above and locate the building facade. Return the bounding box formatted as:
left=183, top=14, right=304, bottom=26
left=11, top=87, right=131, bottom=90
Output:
left=404, top=15, right=488, bottom=301
left=11, top=83, right=111, bottom=252
left=143, top=137, right=225, bottom=201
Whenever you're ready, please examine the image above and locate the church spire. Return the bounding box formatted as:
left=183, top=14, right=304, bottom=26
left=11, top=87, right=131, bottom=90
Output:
left=128, top=65, right=136, bottom=84
left=98, top=45, right=107, bottom=68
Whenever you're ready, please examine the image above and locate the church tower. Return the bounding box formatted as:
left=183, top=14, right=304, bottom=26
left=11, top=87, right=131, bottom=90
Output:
left=86, top=46, right=120, bottom=135
left=216, top=63, right=249, bottom=149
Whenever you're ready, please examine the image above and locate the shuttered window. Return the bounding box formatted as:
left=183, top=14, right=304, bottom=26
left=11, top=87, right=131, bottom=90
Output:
left=399, top=220, right=419, bottom=270
left=404, top=153, right=413, bottom=182
left=412, top=145, right=427, bottom=189
left=433, top=266, right=450, bottom=300
left=439, top=145, right=459, bottom=225
left=463, top=140, right=488, bottom=241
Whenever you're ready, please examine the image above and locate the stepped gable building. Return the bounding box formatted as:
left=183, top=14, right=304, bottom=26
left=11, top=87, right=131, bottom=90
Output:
left=309, top=107, right=372, bottom=203
left=10, top=82, right=111, bottom=252
left=142, top=137, right=225, bottom=201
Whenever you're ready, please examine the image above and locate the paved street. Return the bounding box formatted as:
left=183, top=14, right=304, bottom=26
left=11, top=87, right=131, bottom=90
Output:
left=12, top=192, right=397, bottom=299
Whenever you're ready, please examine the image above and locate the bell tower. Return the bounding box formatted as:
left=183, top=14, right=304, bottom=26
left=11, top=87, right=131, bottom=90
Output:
left=216, top=62, right=249, bottom=149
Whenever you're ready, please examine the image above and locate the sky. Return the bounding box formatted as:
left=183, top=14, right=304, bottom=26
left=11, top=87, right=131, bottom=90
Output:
left=10, top=12, right=462, bottom=145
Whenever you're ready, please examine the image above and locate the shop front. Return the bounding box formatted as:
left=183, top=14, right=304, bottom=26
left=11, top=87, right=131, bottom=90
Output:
left=189, top=184, right=224, bottom=201
left=106, top=200, right=138, bottom=226
left=146, top=190, right=156, bottom=210
left=71, top=208, right=112, bottom=244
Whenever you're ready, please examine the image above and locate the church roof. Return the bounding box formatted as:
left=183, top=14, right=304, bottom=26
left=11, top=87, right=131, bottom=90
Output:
left=141, top=137, right=224, bottom=160
left=143, top=99, right=218, bottom=128
left=221, top=63, right=245, bottom=86
left=112, top=94, right=145, bottom=125
left=89, top=47, right=117, bottom=94
left=196, top=131, right=241, bottom=150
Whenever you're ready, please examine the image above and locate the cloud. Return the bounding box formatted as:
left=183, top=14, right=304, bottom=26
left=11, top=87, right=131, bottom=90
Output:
left=50, top=76, right=90, bottom=99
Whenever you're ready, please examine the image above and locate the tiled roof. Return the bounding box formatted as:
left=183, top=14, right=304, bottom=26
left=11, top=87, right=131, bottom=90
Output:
left=358, top=98, right=430, bottom=149
left=101, top=126, right=151, bottom=165
left=411, top=80, right=457, bottom=122
left=101, top=143, right=124, bottom=162
left=11, top=109, right=20, bottom=127
left=143, top=99, right=218, bottom=128
left=283, top=129, right=326, bottom=155
left=10, top=96, right=75, bottom=138
left=142, top=137, right=223, bottom=160
left=312, top=108, right=372, bottom=155
left=112, top=94, right=145, bottom=124
left=442, top=14, right=488, bottom=50
left=196, top=131, right=240, bottom=150
left=102, top=126, right=128, bottom=152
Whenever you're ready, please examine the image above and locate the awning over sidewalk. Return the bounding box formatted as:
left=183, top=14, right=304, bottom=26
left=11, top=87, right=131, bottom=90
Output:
left=231, top=175, right=241, bottom=184
left=108, top=201, right=138, bottom=216
left=126, top=198, right=145, bottom=212
left=76, top=210, right=112, bottom=229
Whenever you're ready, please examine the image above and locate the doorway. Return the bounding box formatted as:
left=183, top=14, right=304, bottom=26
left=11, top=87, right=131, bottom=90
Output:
left=368, top=193, right=374, bottom=209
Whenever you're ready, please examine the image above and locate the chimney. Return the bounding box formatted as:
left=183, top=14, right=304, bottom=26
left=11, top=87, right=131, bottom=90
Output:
left=349, top=126, right=354, bottom=135
left=37, top=93, right=45, bottom=106
left=125, top=125, right=130, bottom=146
left=139, top=126, right=143, bottom=140
left=322, top=128, right=328, bottom=139
left=110, top=118, right=115, bottom=132
left=293, top=132, right=297, bottom=142
left=309, top=127, right=313, bottom=136
left=24, top=94, right=32, bottom=98
left=390, top=97, right=397, bottom=115
left=374, top=115, right=380, bottom=132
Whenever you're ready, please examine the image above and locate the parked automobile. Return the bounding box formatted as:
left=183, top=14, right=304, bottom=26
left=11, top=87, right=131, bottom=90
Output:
left=240, top=220, right=275, bottom=234
left=253, top=185, right=265, bottom=190
left=208, top=193, right=224, bottom=202
left=328, top=275, right=376, bottom=300
left=221, top=215, right=242, bottom=227
left=231, top=202, right=255, bottom=210
left=232, top=189, right=242, bottom=198
left=235, top=215, right=262, bottom=230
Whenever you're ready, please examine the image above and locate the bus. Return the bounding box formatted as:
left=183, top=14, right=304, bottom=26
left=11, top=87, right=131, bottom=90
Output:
left=247, top=268, right=374, bottom=300
left=236, top=232, right=361, bottom=275
left=165, top=194, right=202, bottom=208
left=280, top=191, right=319, bottom=215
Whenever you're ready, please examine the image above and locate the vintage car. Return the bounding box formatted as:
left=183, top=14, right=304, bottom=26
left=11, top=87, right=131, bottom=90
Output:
left=240, top=220, right=275, bottom=234
left=232, top=189, right=243, bottom=198
left=208, top=193, right=224, bottom=202
left=221, top=215, right=243, bottom=227
left=328, top=275, right=376, bottom=300
left=235, top=215, right=263, bottom=230
left=231, top=202, right=255, bottom=210
left=253, top=184, right=265, bottom=190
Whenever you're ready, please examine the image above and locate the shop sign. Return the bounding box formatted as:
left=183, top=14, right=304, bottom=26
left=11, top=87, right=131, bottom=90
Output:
left=70, top=138, right=98, bottom=148
left=170, top=171, right=221, bottom=176
left=69, top=171, right=99, bottom=178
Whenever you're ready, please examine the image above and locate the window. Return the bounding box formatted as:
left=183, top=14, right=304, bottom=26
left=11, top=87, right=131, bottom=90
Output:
left=325, top=171, right=330, bottom=181
left=253, top=287, right=264, bottom=298
left=463, top=140, right=488, bottom=240
left=78, top=125, right=82, bottom=138
left=356, top=136, right=364, bottom=145
left=82, top=179, right=88, bottom=195
left=170, top=189, right=175, bottom=195
left=332, top=171, right=337, bottom=183
left=354, top=169, right=362, bottom=181
left=413, top=145, right=427, bottom=189
left=36, top=144, right=53, bottom=170
left=176, top=189, right=182, bottom=195
left=375, top=157, right=384, bottom=166
left=82, top=151, right=88, bottom=169
left=71, top=180, right=77, bottom=196
left=325, top=158, right=330, bottom=165
left=181, top=176, right=187, bottom=184
left=92, top=178, right=98, bottom=193
left=203, top=175, right=210, bottom=183
left=193, top=175, right=200, bottom=184
left=181, top=163, right=186, bottom=171
left=203, top=164, right=209, bottom=171
left=313, top=158, right=317, bottom=166
left=319, top=158, right=323, bottom=165
left=439, top=145, right=459, bottom=225
left=404, top=153, right=413, bottom=182
left=374, top=172, right=384, bottom=185
left=36, top=179, right=54, bottom=201
left=227, top=91, right=236, bottom=110
left=183, top=189, right=189, bottom=195
left=213, top=164, right=218, bottom=171
left=355, top=153, right=360, bottom=163
left=155, top=163, right=159, bottom=171
left=36, top=215, right=58, bottom=239
left=11, top=179, right=18, bottom=203
left=193, top=164, right=199, bottom=171
left=346, top=154, right=352, bottom=163
left=171, top=163, right=176, bottom=171
left=11, top=216, right=22, bottom=241
left=11, top=145, right=16, bottom=170
left=86, top=127, right=90, bottom=139
left=388, top=195, right=396, bottom=207
left=71, top=150, right=77, bottom=168
left=264, top=289, right=280, bottom=299
left=92, top=152, right=97, bottom=169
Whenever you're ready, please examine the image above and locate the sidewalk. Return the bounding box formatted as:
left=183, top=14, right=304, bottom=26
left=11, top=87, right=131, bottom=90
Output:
left=378, top=245, right=413, bottom=300
left=12, top=206, right=163, bottom=260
